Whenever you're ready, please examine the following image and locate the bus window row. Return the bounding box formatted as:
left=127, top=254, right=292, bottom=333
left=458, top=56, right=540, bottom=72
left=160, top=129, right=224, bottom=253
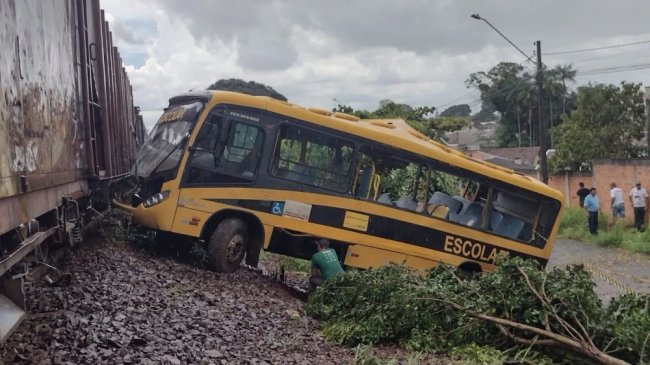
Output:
left=349, top=146, right=553, bottom=246
left=182, top=107, right=557, bottom=246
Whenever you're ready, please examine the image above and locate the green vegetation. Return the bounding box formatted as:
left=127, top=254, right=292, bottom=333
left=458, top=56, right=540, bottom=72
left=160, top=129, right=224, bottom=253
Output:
left=207, top=78, right=287, bottom=101
left=560, top=207, right=650, bottom=254
left=306, top=258, right=650, bottom=365
left=551, top=82, right=646, bottom=172
left=279, top=256, right=311, bottom=274
left=466, top=62, right=576, bottom=148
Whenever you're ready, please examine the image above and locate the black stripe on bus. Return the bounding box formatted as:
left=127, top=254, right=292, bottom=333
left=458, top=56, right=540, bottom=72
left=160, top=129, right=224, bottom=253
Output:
left=208, top=198, right=547, bottom=265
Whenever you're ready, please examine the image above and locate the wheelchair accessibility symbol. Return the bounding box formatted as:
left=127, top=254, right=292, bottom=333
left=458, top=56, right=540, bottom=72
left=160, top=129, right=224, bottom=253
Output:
left=271, top=202, right=285, bottom=215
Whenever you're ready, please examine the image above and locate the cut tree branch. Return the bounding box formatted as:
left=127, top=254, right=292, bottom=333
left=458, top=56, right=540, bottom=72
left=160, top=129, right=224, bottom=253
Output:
left=424, top=297, right=631, bottom=365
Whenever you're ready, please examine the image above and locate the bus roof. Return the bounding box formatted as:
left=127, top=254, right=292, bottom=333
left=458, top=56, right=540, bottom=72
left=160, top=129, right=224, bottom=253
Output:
left=176, top=90, right=562, bottom=201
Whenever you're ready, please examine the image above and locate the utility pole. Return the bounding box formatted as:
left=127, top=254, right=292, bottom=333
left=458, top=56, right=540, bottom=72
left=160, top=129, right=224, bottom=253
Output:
left=536, top=40, right=548, bottom=184
left=470, top=14, right=549, bottom=184
left=645, top=87, right=650, bottom=156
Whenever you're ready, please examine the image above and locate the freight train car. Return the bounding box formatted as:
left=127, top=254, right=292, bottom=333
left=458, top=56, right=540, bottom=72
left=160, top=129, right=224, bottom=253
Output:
left=0, top=0, right=144, bottom=341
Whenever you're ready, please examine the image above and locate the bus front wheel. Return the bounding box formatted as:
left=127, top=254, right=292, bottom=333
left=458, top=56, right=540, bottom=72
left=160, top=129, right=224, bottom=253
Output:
left=208, top=218, right=249, bottom=273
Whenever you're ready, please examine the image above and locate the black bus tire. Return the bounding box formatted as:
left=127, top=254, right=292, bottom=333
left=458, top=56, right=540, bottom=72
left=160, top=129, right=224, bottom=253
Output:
left=207, top=218, right=249, bottom=273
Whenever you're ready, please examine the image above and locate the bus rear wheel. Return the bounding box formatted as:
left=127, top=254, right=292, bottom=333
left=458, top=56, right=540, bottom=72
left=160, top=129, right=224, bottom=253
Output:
left=208, top=218, right=249, bottom=273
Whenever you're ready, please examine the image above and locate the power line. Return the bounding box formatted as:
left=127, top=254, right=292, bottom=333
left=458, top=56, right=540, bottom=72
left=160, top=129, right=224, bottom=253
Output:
left=436, top=90, right=480, bottom=110
left=567, top=45, right=650, bottom=66
left=577, top=63, right=650, bottom=77
left=544, top=39, right=650, bottom=56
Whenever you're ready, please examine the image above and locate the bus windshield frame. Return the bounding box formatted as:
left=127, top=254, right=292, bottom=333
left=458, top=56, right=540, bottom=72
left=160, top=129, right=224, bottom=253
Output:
left=134, top=100, right=204, bottom=179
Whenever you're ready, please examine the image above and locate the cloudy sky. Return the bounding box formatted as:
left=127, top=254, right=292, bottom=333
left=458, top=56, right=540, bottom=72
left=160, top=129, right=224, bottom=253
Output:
left=101, top=0, right=650, bottom=130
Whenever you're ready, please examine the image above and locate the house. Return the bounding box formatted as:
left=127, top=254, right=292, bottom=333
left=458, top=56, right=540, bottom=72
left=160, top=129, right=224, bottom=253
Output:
left=467, top=147, right=540, bottom=177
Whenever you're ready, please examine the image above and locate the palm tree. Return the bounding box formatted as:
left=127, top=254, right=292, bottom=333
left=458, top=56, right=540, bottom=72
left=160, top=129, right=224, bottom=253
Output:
left=543, top=68, right=563, bottom=147
left=506, top=79, right=528, bottom=147
left=506, top=73, right=536, bottom=146
left=554, top=64, right=577, bottom=114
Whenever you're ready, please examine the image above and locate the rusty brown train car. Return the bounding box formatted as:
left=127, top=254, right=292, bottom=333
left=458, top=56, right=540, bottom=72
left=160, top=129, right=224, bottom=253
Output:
left=0, top=0, right=145, bottom=341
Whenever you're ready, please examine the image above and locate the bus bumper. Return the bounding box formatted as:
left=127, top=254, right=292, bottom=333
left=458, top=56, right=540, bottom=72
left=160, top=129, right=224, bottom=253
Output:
left=112, top=199, right=174, bottom=231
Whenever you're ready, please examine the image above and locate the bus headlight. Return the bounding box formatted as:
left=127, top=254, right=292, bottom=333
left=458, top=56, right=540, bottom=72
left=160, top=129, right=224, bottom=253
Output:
left=143, top=190, right=170, bottom=208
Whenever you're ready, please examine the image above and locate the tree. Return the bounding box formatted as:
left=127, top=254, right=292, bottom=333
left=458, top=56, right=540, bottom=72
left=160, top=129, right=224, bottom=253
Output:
left=543, top=67, right=565, bottom=148
left=467, top=62, right=577, bottom=148
left=551, top=82, right=646, bottom=172
left=207, top=78, right=287, bottom=101
left=505, top=74, right=535, bottom=147
left=555, top=64, right=577, bottom=114
left=467, top=62, right=534, bottom=147
left=440, top=104, right=471, bottom=117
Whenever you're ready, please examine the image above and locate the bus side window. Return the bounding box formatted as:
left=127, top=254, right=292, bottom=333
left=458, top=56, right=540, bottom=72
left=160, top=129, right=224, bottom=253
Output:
left=273, top=125, right=353, bottom=192
left=218, top=121, right=264, bottom=179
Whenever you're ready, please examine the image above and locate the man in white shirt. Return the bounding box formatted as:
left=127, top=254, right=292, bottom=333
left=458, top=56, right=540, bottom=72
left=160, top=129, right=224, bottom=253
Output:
left=629, top=181, right=649, bottom=231
left=610, top=182, right=625, bottom=219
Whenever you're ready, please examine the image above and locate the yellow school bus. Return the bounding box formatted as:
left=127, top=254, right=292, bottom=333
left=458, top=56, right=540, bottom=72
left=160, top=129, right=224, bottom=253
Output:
left=114, top=91, right=564, bottom=273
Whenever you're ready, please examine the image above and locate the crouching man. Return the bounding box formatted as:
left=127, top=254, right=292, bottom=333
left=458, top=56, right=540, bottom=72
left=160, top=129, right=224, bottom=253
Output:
left=309, top=238, right=344, bottom=292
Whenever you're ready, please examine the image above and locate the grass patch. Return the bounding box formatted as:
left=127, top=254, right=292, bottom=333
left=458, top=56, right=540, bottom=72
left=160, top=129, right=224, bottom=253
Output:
left=280, top=256, right=311, bottom=274
left=559, top=207, right=650, bottom=254
left=259, top=251, right=312, bottom=275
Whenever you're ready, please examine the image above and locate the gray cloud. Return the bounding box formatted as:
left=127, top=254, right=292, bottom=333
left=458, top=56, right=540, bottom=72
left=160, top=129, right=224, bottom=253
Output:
left=153, top=0, right=650, bottom=58
left=105, top=0, right=650, bottom=126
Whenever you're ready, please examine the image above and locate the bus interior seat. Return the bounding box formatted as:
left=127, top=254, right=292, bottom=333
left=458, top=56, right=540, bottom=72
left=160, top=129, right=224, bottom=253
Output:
left=356, top=168, right=373, bottom=198
left=428, top=192, right=462, bottom=218
left=490, top=210, right=504, bottom=231
left=448, top=213, right=479, bottom=227
left=452, top=195, right=472, bottom=215
left=396, top=196, right=418, bottom=211
left=428, top=204, right=449, bottom=218
left=464, top=203, right=483, bottom=226
left=494, top=214, right=525, bottom=239
left=518, top=223, right=533, bottom=241
left=377, top=193, right=392, bottom=204
left=449, top=202, right=483, bottom=227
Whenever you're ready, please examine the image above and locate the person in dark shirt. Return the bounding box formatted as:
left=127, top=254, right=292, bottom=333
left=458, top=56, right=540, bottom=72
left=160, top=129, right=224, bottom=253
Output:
left=576, top=182, right=590, bottom=207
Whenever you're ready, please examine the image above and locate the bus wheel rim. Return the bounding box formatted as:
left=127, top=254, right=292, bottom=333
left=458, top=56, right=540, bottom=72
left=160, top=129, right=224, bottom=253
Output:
left=226, top=234, right=245, bottom=263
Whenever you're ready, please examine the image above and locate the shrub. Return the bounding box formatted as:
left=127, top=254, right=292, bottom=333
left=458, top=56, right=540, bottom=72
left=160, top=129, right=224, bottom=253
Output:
left=305, top=258, right=649, bottom=364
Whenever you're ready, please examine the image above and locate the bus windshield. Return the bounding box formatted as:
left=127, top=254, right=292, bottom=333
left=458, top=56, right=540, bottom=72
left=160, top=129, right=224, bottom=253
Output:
left=134, top=101, right=204, bottom=178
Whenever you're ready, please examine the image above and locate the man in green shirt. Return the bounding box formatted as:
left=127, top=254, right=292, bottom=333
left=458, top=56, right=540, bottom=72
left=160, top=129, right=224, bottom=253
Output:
left=309, top=238, right=344, bottom=292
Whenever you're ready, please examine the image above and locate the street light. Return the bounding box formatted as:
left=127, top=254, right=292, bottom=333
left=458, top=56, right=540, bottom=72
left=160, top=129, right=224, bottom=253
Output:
left=470, top=13, right=549, bottom=184
left=470, top=13, right=533, bottom=63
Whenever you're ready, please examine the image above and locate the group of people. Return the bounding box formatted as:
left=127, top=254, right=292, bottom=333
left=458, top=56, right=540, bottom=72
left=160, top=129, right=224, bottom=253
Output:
left=577, top=181, right=649, bottom=234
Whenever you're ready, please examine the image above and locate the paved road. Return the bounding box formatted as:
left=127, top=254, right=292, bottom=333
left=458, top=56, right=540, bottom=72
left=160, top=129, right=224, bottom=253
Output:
left=549, top=238, right=650, bottom=301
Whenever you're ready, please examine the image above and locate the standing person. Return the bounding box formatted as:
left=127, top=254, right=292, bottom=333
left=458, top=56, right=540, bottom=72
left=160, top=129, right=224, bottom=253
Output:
left=629, top=181, right=649, bottom=231
left=309, top=238, right=344, bottom=292
left=583, top=188, right=600, bottom=235
left=576, top=182, right=590, bottom=208
left=610, top=182, right=625, bottom=219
